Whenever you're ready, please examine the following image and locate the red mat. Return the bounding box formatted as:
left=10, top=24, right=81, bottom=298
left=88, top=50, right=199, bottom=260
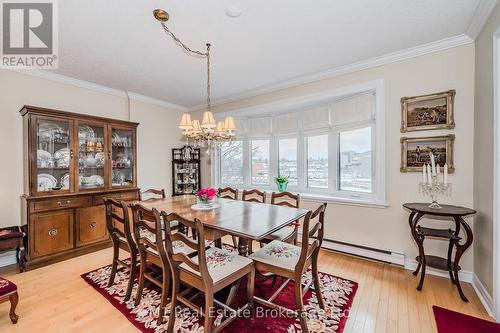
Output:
left=433, top=305, right=500, bottom=333
left=81, top=261, right=358, bottom=332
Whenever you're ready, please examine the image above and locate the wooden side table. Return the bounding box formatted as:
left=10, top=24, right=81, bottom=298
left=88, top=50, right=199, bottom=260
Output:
left=403, top=203, right=475, bottom=302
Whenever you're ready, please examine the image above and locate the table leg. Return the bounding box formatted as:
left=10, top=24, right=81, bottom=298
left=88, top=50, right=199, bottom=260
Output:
left=409, top=212, right=426, bottom=290
left=447, top=237, right=456, bottom=284
left=225, top=236, right=250, bottom=306
left=238, top=237, right=249, bottom=257
left=452, top=216, right=473, bottom=302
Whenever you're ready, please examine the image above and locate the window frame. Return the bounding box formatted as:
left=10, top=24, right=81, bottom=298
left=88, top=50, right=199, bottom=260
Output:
left=212, top=79, right=386, bottom=207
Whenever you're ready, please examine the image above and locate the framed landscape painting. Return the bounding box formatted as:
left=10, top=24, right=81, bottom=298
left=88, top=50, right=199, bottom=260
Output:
left=400, top=90, right=455, bottom=132
left=400, top=135, right=455, bottom=172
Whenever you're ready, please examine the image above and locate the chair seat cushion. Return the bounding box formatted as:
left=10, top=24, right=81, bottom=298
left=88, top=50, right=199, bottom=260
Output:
left=264, top=226, right=296, bottom=242
left=249, top=240, right=301, bottom=271
left=0, top=227, right=23, bottom=241
left=0, top=277, right=17, bottom=296
left=180, top=247, right=253, bottom=283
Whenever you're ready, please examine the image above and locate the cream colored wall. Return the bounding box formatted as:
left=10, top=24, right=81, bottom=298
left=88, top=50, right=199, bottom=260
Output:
left=195, top=44, right=476, bottom=271
left=0, top=70, right=183, bottom=228
left=473, top=3, right=500, bottom=296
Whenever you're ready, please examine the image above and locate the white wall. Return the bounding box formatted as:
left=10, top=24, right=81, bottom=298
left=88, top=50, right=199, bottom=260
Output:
left=195, top=44, right=476, bottom=271
left=0, top=69, right=183, bottom=228
left=474, top=2, right=500, bottom=297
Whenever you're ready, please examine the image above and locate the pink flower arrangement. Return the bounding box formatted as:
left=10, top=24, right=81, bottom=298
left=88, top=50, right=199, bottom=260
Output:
left=196, top=187, right=218, bottom=202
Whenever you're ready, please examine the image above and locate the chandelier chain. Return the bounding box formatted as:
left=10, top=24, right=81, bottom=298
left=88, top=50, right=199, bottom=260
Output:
left=160, top=23, right=208, bottom=57
left=206, top=43, right=211, bottom=113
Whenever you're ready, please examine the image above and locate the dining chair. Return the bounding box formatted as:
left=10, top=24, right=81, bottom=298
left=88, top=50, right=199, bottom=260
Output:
left=131, top=204, right=199, bottom=325
left=218, top=187, right=239, bottom=247
left=249, top=203, right=327, bottom=333
left=104, top=198, right=138, bottom=302
left=139, top=188, right=166, bottom=201
left=163, top=212, right=255, bottom=333
left=241, top=189, right=266, bottom=203
left=218, top=187, right=238, bottom=200
left=264, top=192, right=301, bottom=244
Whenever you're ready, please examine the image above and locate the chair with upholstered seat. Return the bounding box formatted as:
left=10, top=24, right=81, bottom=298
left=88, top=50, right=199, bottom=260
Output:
left=131, top=203, right=197, bottom=325
left=264, top=192, right=300, bottom=244
left=249, top=203, right=327, bottom=333
left=0, top=277, right=18, bottom=324
left=104, top=198, right=138, bottom=302
left=241, top=189, right=266, bottom=203
left=163, top=212, right=255, bottom=333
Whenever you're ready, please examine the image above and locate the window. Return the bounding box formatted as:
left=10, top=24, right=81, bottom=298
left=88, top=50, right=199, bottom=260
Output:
left=219, top=141, right=243, bottom=185
left=339, top=127, right=372, bottom=193
left=278, top=138, right=298, bottom=186
left=214, top=83, right=385, bottom=205
left=251, top=139, right=270, bottom=185
left=307, top=135, right=329, bottom=189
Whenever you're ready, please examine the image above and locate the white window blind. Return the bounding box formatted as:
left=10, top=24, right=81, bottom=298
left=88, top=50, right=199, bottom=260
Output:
left=273, top=112, right=298, bottom=133
left=331, top=92, right=375, bottom=125
left=247, top=117, right=272, bottom=136
left=302, top=105, right=330, bottom=130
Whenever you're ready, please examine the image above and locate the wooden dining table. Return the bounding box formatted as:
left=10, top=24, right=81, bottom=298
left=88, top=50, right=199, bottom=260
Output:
left=138, top=194, right=309, bottom=257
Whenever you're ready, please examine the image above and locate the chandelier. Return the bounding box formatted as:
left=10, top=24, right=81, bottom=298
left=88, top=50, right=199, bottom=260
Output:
left=153, top=9, right=236, bottom=150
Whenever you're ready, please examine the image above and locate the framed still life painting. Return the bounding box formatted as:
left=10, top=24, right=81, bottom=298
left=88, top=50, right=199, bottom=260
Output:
left=400, top=90, right=455, bottom=132
left=400, top=135, right=455, bottom=172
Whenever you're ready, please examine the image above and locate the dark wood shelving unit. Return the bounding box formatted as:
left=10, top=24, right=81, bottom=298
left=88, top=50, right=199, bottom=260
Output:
left=172, top=146, right=201, bottom=196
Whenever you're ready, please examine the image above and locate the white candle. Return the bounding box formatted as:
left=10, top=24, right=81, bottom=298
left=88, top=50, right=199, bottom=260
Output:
left=427, top=164, right=432, bottom=184
left=444, top=163, right=448, bottom=184
left=437, top=164, right=440, bottom=175
left=430, top=154, right=436, bottom=175
left=422, top=164, right=427, bottom=183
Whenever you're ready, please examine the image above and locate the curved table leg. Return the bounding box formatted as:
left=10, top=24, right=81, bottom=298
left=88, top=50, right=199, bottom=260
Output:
left=409, top=212, right=426, bottom=289
left=453, top=216, right=473, bottom=302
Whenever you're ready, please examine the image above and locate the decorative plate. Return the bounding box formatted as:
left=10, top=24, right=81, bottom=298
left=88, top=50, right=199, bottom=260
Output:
left=87, top=175, right=104, bottom=186
left=37, top=149, right=52, bottom=161
left=60, top=173, right=70, bottom=190
left=190, top=203, right=220, bottom=211
left=95, top=152, right=105, bottom=167
left=54, top=148, right=70, bottom=167
left=78, top=125, right=95, bottom=144
left=38, top=174, right=57, bottom=191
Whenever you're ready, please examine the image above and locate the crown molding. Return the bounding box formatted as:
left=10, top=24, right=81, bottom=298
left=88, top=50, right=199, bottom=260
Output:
left=188, top=34, right=473, bottom=112
left=6, top=68, right=188, bottom=112
left=466, top=0, right=499, bottom=40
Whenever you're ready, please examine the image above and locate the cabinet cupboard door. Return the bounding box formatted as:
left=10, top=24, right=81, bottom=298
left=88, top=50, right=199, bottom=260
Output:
left=76, top=205, right=108, bottom=246
left=33, top=116, right=75, bottom=195
left=31, top=210, right=73, bottom=258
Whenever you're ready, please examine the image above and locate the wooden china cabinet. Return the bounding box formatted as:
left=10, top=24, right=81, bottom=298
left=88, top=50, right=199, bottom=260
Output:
left=20, top=105, right=140, bottom=270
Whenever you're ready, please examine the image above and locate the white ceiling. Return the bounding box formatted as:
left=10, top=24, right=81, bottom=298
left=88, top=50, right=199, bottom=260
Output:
left=52, top=0, right=482, bottom=108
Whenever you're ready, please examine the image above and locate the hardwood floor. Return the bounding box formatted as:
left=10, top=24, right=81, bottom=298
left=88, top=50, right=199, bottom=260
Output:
left=0, top=246, right=493, bottom=332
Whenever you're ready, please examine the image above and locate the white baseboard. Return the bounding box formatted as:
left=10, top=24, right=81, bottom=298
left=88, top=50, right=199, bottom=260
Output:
left=0, top=250, right=17, bottom=267
left=472, top=273, right=494, bottom=318
left=321, top=238, right=406, bottom=266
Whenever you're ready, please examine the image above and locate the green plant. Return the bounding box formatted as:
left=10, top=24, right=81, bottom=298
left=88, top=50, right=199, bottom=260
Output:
left=274, top=175, right=289, bottom=184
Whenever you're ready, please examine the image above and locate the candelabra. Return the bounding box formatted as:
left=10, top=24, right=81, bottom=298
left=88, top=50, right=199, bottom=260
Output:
left=419, top=175, right=451, bottom=209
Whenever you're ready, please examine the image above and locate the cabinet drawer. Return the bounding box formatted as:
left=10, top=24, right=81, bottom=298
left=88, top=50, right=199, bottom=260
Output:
left=76, top=205, right=108, bottom=246
left=32, top=196, right=92, bottom=212
left=93, top=191, right=138, bottom=205
left=30, top=210, right=73, bottom=258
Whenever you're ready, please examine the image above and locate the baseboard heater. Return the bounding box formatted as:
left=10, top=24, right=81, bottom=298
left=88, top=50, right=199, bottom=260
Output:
left=319, top=237, right=405, bottom=266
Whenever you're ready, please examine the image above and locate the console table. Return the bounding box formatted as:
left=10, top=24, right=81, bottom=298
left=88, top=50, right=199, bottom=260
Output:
left=403, top=203, right=475, bottom=302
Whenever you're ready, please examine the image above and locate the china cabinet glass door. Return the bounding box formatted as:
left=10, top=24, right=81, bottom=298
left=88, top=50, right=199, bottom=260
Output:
left=77, top=122, right=106, bottom=190
left=110, top=127, right=134, bottom=187
left=35, top=117, right=73, bottom=194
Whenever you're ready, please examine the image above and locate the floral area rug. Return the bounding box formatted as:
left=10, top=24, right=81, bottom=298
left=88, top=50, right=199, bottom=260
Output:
left=81, top=258, right=357, bottom=333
